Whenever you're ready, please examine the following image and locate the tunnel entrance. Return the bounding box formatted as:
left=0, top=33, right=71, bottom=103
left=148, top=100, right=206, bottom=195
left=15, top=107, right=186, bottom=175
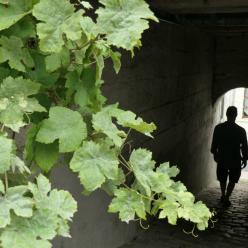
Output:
left=219, top=87, right=248, bottom=180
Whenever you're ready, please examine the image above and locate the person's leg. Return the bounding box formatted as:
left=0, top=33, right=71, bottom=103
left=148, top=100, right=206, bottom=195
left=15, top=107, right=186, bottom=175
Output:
left=224, top=168, right=241, bottom=206
left=217, top=164, right=228, bottom=200
left=220, top=181, right=227, bottom=198
left=226, top=182, right=235, bottom=199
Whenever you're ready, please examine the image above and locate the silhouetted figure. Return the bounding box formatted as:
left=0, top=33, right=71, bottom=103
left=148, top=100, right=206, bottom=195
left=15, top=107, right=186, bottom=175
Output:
left=211, top=106, right=248, bottom=207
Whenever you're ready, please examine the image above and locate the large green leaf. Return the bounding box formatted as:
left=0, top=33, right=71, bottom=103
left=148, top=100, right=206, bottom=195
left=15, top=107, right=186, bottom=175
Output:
left=70, top=140, right=119, bottom=191
left=0, top=36, right=34, bottom=72
left=36, top=107, right=87, bottom=152
left=0, top=175, right=77, bottom=248
left=0, top=0, right=36, bottom=31
left=29, top=175, right=77, bottom=221
left=108, top=188, right=146, bottom=223
left=96, top=0, right=158, bottom=51
left=0, top=186, right=33, bottom=228
left=32, top=0, right=85, bottom=53
left=0, top=77, right=45, bottom=131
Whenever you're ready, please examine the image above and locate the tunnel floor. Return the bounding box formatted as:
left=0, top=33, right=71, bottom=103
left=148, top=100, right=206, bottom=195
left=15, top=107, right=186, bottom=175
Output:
left=120, top=175, right=248, bottom=248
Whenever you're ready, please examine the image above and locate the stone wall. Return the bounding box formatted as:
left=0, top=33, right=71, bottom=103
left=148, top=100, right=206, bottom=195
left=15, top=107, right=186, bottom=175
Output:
left=52, top=22, right=221, bottom=248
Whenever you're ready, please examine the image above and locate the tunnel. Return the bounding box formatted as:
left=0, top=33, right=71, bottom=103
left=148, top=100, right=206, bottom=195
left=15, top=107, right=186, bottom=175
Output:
left=51, top=1, right=248, bottom=248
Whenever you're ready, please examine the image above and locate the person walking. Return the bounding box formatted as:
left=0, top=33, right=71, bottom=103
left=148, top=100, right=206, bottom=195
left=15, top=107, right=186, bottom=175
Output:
left=211, top=106, right=248, bottom=207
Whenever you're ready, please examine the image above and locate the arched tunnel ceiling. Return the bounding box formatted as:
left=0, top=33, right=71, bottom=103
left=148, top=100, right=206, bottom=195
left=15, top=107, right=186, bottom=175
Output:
left=148, top=0, right=248, bottom=14
left=148, top=0, right=248, bottom=34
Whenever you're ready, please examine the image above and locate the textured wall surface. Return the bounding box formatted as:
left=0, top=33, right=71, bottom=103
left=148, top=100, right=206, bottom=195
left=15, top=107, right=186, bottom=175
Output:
left=214, top=34, right=248, bottom=102
left=104, top=22, right=219, bottom=193
left=52, top=22, right=222, bottom=248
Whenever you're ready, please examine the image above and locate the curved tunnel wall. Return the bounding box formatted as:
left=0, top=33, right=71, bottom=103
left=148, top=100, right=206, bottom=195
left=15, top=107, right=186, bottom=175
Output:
left=214, top=34, right=248, bottom=103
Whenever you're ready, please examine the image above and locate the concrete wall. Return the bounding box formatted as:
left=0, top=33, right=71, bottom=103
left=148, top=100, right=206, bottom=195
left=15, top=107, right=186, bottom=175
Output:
left=214, top=34, right=248, bottom=102
left=104, top=22, right=219, bottom=193
left=52, top=22, right=222, bottom=248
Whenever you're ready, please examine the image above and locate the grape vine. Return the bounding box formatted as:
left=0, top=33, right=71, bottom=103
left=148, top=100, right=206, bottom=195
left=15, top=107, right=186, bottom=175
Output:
left=0, top=0, right=213, bottom=247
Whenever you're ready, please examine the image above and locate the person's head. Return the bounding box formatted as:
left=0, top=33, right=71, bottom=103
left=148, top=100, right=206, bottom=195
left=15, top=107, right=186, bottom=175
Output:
left=226, top=106, right=238, bottom=122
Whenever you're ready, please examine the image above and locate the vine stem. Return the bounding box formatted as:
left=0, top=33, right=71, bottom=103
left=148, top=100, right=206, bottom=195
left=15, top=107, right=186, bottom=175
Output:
left=122, top=183, right=159, bottom=203
left=4, top=173, right=8, bottom=192
left=119, top=159, right=132, bottom=171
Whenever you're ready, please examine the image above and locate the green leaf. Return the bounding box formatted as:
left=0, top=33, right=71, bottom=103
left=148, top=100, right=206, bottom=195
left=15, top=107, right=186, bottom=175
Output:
left=32, top=0, right=85, bottom=53
left=101, top=168, right=125, bottom=196
left=0, top=215, right=52, bottom=248
left=70, top=140, right=119, bottom=191
left=0, top=0, right=34, bottom=31
left=24, top=124, right=39, bottom=162
left=108, top=188, right=147, bottom=223
left=0, top=185, right=33, bottom=228
left=0, top=66, right=10, bottom=81
left=0, top=135, right=12, bottom=173
left=158, top=200, right=179, bottom=225
left=29, top=174, right=77, bottom=220
left=0, top=175, right=77, bottom=248
left=27, top=52, right=60, bottom=87
left=45, top=47, right=70, bottom=72
left=129, top=148, right=155, bottom=196
left=157, top=162, right=180, bottom=178
left=2, top=16, right=36, bottom=39
left=36, top=107, right=87, bottom=152
left=0, top=77, right=46, bottom=131
left=96, top=0, right=158, bottom=51
left=35, top=142, right=59, bottom=172
left=111, top=107, right=157, bottom=137
left=110, top=50, right=121, bottom=74
left=0, top=36, right=34, bottom=72
left=92, top=106, right=126, bottom=147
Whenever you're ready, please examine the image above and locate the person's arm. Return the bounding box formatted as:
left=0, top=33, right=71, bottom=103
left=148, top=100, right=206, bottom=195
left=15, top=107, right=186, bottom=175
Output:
left=241, top=129, right=248, bottom=168
left=211, top=126, right=219, bottom=163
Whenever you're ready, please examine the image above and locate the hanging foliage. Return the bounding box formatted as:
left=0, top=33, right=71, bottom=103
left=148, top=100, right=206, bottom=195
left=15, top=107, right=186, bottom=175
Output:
left=0, top=0, right=213, bottom=247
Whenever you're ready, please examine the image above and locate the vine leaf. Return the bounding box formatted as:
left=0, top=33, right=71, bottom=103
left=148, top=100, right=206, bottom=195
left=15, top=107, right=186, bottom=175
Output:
left=65, top=67, right=104, bottom=110
left=45, top=47, right=70, bottom=73
left=0, top=36, right=34, bottom=72
left=36, top=107, right=87, bottom=153
left=0, top=135, right=12, bottom=173
left=111, top=107, right=157, bottom=137
left=158, top=201, right=179, bottom=225
left=0, top=77, right=45, bottom=132
left=0, top=186, right=33, bottom=228
left=92, top=106, right=126, bottom=147
left=0, top=0, right=35, bottom=31
left=27, top=52, right=60, bottom=87
left=110, top=50, right=121, bottom=74
left=70, top=141, right=119, bottom=192
left=96, top=0, right=158, bottom=52
left=108, top=188, right=147, bottom=223
left=32, top=0, right=85, bottom=53
left=34, top=142, right=59, bottom=172
left=129, top=148, right=156, bottom=197
left=0, top=174, right=77, bottom=248
left=101, top=168, right=125, bottom=196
